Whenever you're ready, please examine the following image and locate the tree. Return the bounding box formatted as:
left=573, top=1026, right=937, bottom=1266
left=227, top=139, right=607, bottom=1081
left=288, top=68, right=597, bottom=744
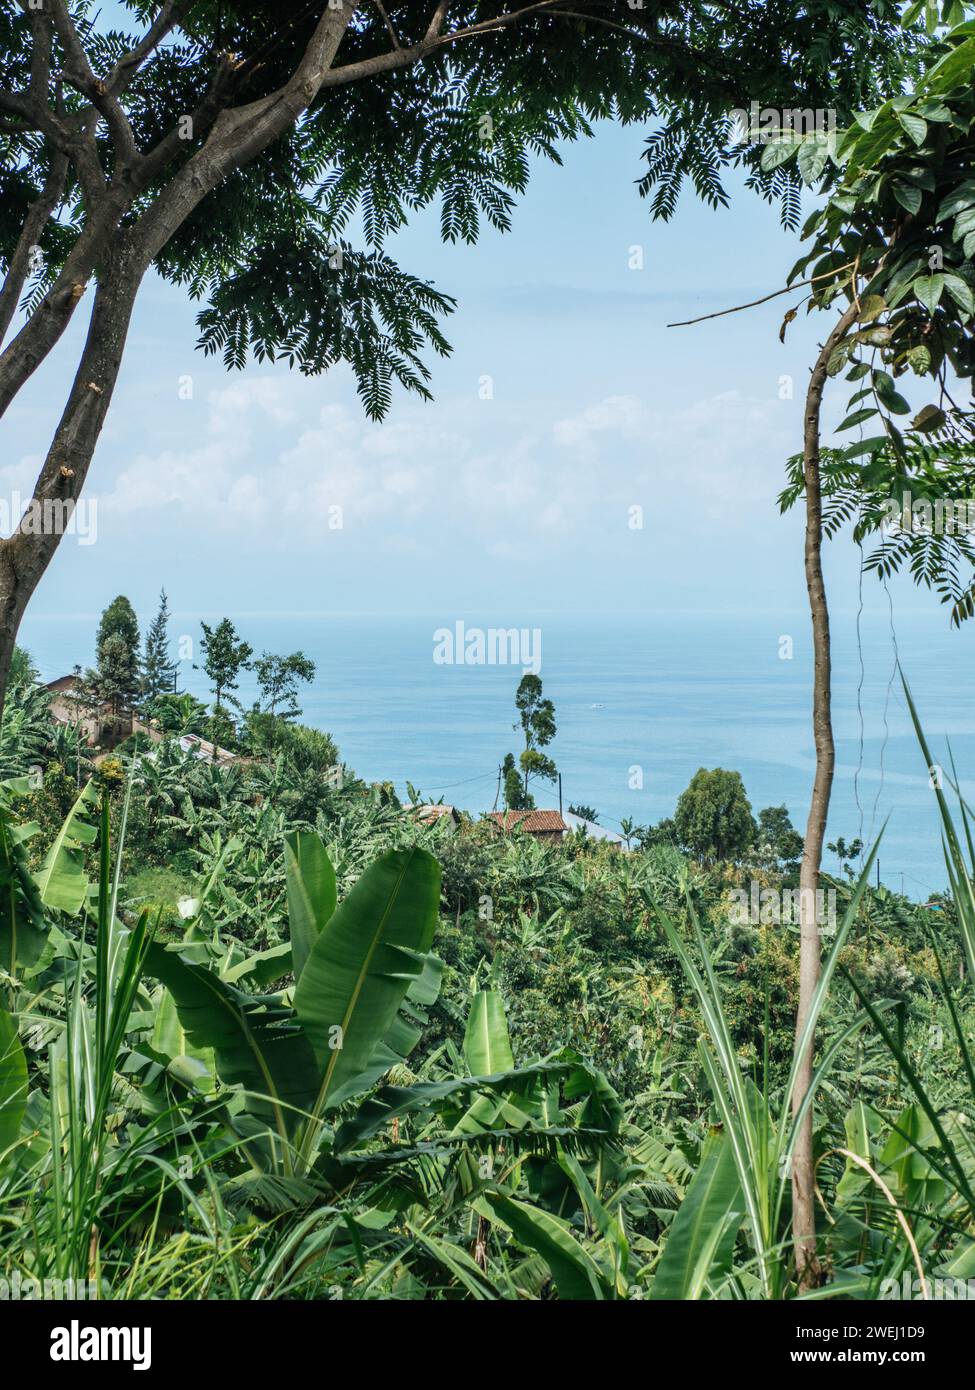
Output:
left=147, top=690, right=208, bottom=737
left=568, top=803, right=598, bottom=824
left=139, top=592, right=172, bottom=704
left=0, top=2, right=915, bottom=709
left=502, top=752, right=533, bottom=811
left=619, top=816, right=640, bottom=850
left=253, top=650, right=316, bottom=721
left=673, top=768, right=756, bottom=864
left=768, top=20, right=975, bottom=1289
left=198, top=619, right=252, bottom=714
left=756, top=804, right=804, bottom=873
left=514, top=673, right=557, bottom=800
left=141, top=588, right=178, bottom=704
left=96, top=594, right=139, bottom=662
left=7, top=644, right=37, bottom=690
left=88, top=594, right=140, bottom=717
left=91, top=631, right=140, bottom=721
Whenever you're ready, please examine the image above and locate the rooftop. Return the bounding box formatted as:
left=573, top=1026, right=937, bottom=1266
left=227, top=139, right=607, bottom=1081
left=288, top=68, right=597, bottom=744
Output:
left=486, top=810, right=568, bottom=835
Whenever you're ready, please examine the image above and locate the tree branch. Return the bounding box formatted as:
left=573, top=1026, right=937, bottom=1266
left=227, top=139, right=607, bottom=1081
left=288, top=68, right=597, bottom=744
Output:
left=666, top=264, right=857, bottom=328
left=48, top=0, right=141, bottom=173
left=322, top=0, right=574, bottom=89
left=0, top=151, right=69, bottom=348
left=105, top=1, right=183, bottom=96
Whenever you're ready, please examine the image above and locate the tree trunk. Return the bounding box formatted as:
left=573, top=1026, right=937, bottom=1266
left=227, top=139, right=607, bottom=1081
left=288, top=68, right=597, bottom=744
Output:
left=0, top=7, right=359, bottom=719
left=0, top=246, right=143, bottom=714
left=792, top=300, right=859, bottom=1291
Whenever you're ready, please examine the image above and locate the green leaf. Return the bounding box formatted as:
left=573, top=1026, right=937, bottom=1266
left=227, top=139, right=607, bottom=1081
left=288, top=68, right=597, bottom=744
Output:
left=875, top=375, right=912, bottom=415
left=797, top=138, right=828, bottom=187
left=897, top=113, right=928, bottom=146
left=650, top=1130, right=743, bottom=1299
left=857, top=294, right=887, bottom=325
left=222, top=942, right=293, bottom=989
left=0, top=797, right=46, bottom=978
left=464, top=990, right=515, bottom=1075
left=913, top=273, right=944, bottom=312
left=936, top=182, right=975, bottom=222
left=283, top=831, right=336, bottom=984
left=145, top=943, right=319, bottom=1135
left=837, top=407, right=878, bottom=432
left=952, top=206, right=975, bottom=240
left=841, top=435, right=889, bottom=459
left=481, top=1191, right=611, bottom=1299
left=760, top=139, right=797, bottom=172
left=905, top=345, right=932, bottom=374
left=826, top=341, right=852, bottom=377
left=150, top=988, right=215, bottom=1093
left=34, top=780, right=99, bottom=914
left=0, top=1006, right=27, bottom=1163
left=294, top=846, right=440, bottom=1109
left=892, top=180, right=922, bottom=215
left=943, top=273, right=975, bottom=317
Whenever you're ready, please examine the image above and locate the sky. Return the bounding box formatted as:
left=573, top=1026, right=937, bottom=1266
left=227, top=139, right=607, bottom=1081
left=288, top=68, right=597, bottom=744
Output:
left=7, top=109, right=927, bottom=637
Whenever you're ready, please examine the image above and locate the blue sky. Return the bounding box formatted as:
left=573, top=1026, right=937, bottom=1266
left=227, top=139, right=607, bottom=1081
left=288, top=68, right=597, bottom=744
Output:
left=2, top=104, right=951, bottom=638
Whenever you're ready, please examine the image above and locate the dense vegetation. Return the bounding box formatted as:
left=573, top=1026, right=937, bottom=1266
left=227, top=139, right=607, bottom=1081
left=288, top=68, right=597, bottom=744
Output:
left=0, top=618, right=971, bottom=1302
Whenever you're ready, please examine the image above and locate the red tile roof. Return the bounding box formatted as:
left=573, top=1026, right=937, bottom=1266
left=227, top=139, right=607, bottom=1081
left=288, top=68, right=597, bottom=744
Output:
left=487, top=810, right=567, bottom=834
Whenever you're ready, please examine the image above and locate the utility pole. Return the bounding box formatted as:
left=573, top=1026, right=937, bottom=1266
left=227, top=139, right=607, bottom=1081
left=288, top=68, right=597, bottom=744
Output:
left=558, top=772, right=563, bottom=816
left=492, top=762, right=502, bottom=812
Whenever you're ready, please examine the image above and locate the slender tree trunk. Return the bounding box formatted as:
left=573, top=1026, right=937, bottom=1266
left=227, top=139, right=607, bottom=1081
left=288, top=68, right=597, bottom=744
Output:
left=792, top=301, right=859, bottom=1291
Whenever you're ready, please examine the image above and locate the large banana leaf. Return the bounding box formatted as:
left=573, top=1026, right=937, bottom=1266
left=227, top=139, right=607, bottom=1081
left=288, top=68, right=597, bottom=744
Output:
left=0, top=1005, right=27, bottom=1160
left=283, top=831, right=336, bottom=983
left=650, top=1129, right=743, bottom=1300
left=464, top=989, right=515, bottom=1074
left=481, top=1191, right=611, bottom=1299
left=324, top=950, right=443, bottom=1111
left=455, top=989, right=526, bottom=1136
left=222, top=942, right=293, bottom=989
left=145, top=943, right=319, bottom=1141
left=0, top=788, right=46, bottom=977
left=334, top=1052, right=613, bottom=1153
left=34, top=779, right=99, bottom=913
left=294, top=846, right=439, bottom=1112
left=149, top=987, right=215, bottom=1093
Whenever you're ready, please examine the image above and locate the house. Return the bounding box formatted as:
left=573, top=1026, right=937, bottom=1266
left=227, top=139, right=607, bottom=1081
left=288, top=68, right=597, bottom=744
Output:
left=46, top=674, right=127, bottom=749
left=486, top=809, right=567, bottom=843
left=562, top=811, right=625, bottom=848
left=404, top=803, right=460, bottom=830
left=46, top=674, right=94, bottom=733
left=178, top=733, right=238, bottom=766
left=46, top=675, right=163, bottom=756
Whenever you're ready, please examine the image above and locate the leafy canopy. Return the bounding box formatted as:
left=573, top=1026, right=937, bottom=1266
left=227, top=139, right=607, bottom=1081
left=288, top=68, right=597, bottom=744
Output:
left=0, top=1, right=924, bottom=418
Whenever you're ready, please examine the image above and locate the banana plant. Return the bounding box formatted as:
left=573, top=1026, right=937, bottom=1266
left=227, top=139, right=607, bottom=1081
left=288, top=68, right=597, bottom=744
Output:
left=147, top=833, right=443, bottom=1177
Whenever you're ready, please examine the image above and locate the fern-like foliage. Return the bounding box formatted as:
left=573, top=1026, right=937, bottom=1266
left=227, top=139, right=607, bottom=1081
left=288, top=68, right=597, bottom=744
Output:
left=781, top=438, right=975, bottom=624
left=195, top=236, right=455, bottom=419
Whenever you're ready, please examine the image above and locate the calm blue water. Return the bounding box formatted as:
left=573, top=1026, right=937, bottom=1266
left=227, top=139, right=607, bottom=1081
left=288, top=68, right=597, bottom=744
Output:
left=19, top=607, right=975, bottom=900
